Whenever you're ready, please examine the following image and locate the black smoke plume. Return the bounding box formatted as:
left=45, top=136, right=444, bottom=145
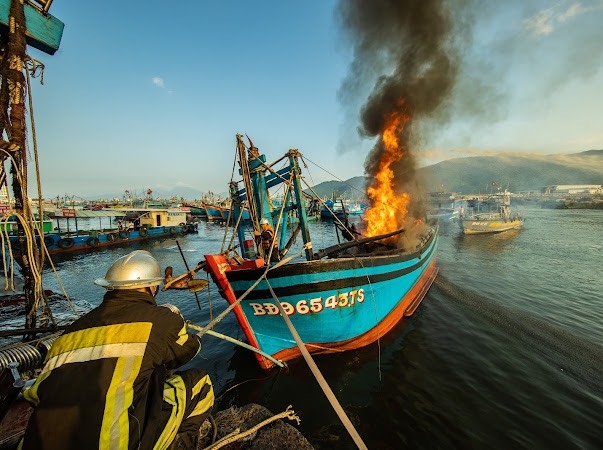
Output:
left=336, top=0, right=466, bottom=218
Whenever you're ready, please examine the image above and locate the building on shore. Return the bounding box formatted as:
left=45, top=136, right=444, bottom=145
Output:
left=542, top=185, right=602, bottom=195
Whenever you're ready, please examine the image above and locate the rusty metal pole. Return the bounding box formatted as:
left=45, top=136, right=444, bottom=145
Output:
left=1, top=0, right=38, bottom=334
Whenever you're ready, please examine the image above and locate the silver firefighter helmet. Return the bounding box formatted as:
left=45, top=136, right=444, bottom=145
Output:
left=94, top=250, right=163, bottom=289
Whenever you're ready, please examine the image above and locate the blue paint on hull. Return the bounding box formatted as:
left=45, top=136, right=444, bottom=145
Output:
left=9, top=225, right=185, bottom=256
left=226, top=230, right=438, bottom=358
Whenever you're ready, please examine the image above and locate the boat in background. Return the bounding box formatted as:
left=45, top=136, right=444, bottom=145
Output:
left=8, top=206, right=190, bottom=259
left=0, top=212, right=53, bottom=235
left=203, top=201, right=227, bottom=222
left=459, top=190, right=524, bottom=235
left=427, top=207, right=460, bottom=222
left=203, top=135, right=439, bottom=370
left=425, top=192, right=464, bottom=223
left=182, top=202, right=207, bottom=220
left=320, top=199, right=365, bottom=221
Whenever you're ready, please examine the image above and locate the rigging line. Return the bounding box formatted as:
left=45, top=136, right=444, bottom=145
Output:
left=195, top=244, right=311, bottom=336
left=298, top=153, right=317, bottom=189
left=38, top=235, right=79, bottom=318
left=237, top=135, right=259, bottom=229
left=0, top=221, right=16, bottom=291
left=265, top=279, right=368, bottom=450
left=265, top=175, right=293, bottom=263
left=175, top=240, right=201, bottom=310
left=224, top=205, right=245, bottom=258
left=205, top=270, right=213, bottom=322
left=25, top=56, right=45, bottom=269
left=219, top=146, right=240, bottom=254
left=14, top=214, right=47, bottom=312
left=301, top=155, right=366, bottom=199
left=5, top=212, right=47, bottom=319
left=300, top=176, right=356, bottom=238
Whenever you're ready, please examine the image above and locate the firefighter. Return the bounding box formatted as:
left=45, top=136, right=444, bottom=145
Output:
left=254, top=217, right=280, bottom=262
left=20, top=250, right=214, bottom=450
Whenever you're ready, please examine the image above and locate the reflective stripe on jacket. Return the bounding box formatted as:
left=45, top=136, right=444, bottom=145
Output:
left=21, top=290, right=200, bottom=450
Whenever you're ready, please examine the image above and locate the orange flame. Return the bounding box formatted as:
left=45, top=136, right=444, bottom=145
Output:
left=364, top=107, right=411, bottom=237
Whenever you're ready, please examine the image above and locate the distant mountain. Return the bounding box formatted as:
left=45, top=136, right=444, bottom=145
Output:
left=419, top=150, right=603, bottom=193
left=88, top=150, right=603, bottom=202
left=308, top=150, right=603, bottom=198
left=568, top=149, right=603, bottom=158
left=307, top=176, right=366, bottom=200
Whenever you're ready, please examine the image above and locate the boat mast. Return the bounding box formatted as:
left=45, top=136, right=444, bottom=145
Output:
left=287, top=149, right=314, bottom=261
left=230, top=137, right=314, bottom=261
left=0, top=0, right=63, bottom=335
left=231, top=134, right=272, bottom=257
left=0, top=0, right=40, bottom=333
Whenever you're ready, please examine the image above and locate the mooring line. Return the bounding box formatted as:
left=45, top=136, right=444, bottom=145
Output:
left=194, top=244, right=310, bottom=336
left=265, top=279, right=368, bottom=450
left=186, top=321, right=285, bottom=368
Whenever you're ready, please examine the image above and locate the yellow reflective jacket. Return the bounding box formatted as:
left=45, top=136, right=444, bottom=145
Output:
left=21, top=290, right=200, bottom=450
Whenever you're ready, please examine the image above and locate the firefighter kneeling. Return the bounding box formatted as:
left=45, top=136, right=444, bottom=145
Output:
left=20, top=250, right=214, bottom=450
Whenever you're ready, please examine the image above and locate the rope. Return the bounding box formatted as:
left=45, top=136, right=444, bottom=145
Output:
left=265, top=280, right=368, bottom=449
left=202, top=405, right=300, bottom=450
left=300, top=176, right=357, bottom=238
left=186, top=321, right=284, bottom=368
left=264, top=176, right=293, bottom=263
left=194, top=244, right=310, bottom=337
left=300, top=155, right=366, bottom=200
left=25, top=56, right=45, bottom=269
left=0, top=152, right=79, bottom=320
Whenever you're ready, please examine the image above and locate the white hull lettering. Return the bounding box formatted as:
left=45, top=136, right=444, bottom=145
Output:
left=249, top=288, right=365, bottom=316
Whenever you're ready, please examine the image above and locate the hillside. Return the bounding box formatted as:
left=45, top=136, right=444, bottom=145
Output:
left=420, top=150, right=603, bottom=193
left=311, top=150, right=603, bottom=198
left=88, top=150, right=603, bottom=201
left=306, top=176, right=366, bottom=200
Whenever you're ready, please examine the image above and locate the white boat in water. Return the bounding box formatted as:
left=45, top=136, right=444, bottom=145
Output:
left=459, top=191, right=524, bottom=235
left=427, top=207, right=460, bottom=222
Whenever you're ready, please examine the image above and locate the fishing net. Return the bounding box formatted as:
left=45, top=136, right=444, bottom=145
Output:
left=197, top=403, right=314, bottom=450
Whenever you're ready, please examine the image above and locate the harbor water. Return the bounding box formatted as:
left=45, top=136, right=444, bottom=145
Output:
left=21, top=208, right=603, bottom=448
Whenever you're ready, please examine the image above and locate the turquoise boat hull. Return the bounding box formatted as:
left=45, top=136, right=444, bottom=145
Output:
left=9, top=225, right=186, bottom=257
left=205, top=226, right=438, bottom=369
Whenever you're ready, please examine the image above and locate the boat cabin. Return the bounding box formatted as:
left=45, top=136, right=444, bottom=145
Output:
left=110, top=207, right=189, bottom=229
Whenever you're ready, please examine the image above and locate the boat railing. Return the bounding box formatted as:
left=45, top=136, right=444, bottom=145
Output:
left=466, top=212, right=502, bottom=221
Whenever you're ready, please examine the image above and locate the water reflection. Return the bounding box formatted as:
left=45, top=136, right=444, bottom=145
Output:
left=453, top=228, right=522, bottom=254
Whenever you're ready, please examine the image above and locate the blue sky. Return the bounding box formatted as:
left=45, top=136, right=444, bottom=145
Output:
left=25, top=0, right=603, bottom=198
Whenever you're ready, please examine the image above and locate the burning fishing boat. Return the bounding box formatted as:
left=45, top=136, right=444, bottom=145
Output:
left=203, top=131, right=439, bottom=370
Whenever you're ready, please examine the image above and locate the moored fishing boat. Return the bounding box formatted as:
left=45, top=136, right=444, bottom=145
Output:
left=459, top=190, right=524, bottom=235
left=7, top=207, right=189, bottom=258
left=203, top=202, right=226, bottom=221
left=0, top=213, right=53, bottom=235
left=203, top=135, right=439, bottom=370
